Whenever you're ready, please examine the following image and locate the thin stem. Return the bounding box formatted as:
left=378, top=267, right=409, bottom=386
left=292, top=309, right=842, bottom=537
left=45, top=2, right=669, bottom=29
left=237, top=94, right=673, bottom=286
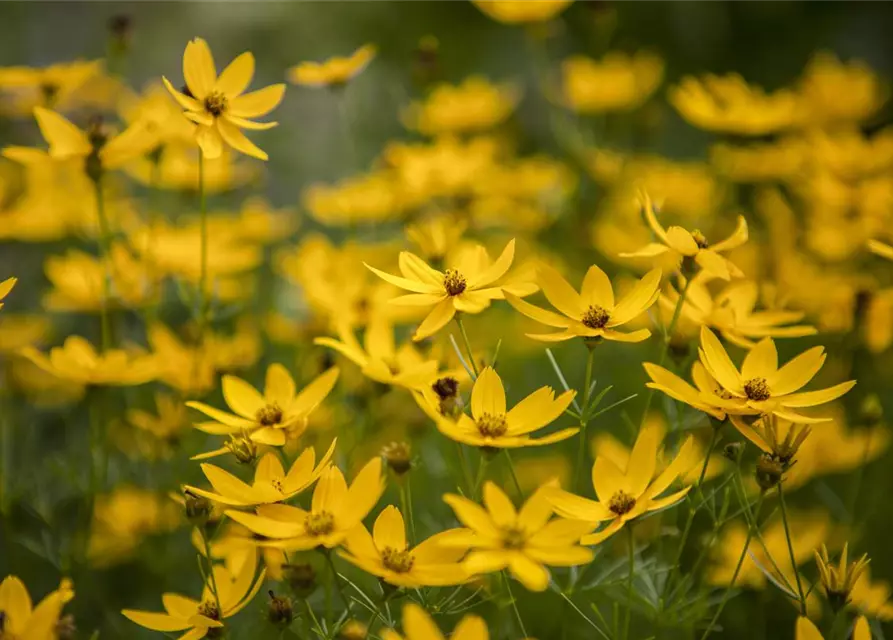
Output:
left=503, top=571, right=528, bottom=637
left=399, top=478, right=416, bottom=545
left=557, top=592, right=611, bottom=640
left=197, top=153, right=209, bottom=339
left=303, top=599, right=324, bottom=637
left=473, top=454, right=489, bottom=499
left=623, top=526, right=635, bottom=639
left=199, top=527, right=224, bottom=620
left=778, top=483, right=807, bottom=615
left=698, top=426, right=721, bottom=486
left=324, top=549, right=352, bottom=615
left=92, top=174, right=113, bottom=351
left=455, top=442, right=474, bottom=495
left=503, top=450, right=523, bottom=498
left=572, top=344, right=597, bottom=491
left=455, top=316, right=479, bottom=378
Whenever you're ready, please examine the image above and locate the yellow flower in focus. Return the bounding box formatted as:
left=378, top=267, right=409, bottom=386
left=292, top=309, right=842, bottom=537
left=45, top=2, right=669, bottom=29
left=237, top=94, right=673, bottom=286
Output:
left=507, top=262, right=661, bottom=343
left=562, top=52, right=664, bottom=113
left=643, top=360, right=727, bottom=421
left=546, top=423, right=694, bottom=544
left=0, top=276, right=15, bottom=310
left=288, top=45, right=376, bottom=87
left=187, top=363, right=340, bottom=446
left=163, top=38, right=286, bottom=160
left=471, top=0, right=573, bottom=24
left=122, top=550, right=265, bottom=637
left=798, top=52, right=886, bottom=127
left=382, top=603, right=488, bottom=640
left=434, top=366, right=576, bottom=448
left=403, top=76, right=518, bottom=135
left=20, top=336, right=157, bottom=386
left=620, top=192, right=748, bottom=280
left=225, top=458, right=384, bottom=551
left=442, top=482, right=594, bottom=592
left=341, top=506, right=468, bottom=588
left=698, top=327, right=856, bottom=423
left=366, top=239, right=528, bottom=341
left=0, top=575, right=74, bottom=639
left=796, top=616, right=870, bottom=640
left=669, top=74, right=802, bottom=135
left=0, top=59, right=102, bottom=113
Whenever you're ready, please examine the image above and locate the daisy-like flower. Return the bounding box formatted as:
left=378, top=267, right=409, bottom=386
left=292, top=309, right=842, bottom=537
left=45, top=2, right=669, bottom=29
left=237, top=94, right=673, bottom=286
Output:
left=182, top=441, right=336, bottom=506
left=287, top=45, right=376, bottom=88
left=383, top=603, right=488, bottom=640
left=122, top=551, right=265, bottom=639
left=365, top=239, right=530, bottom=341
left=620, top=192, right=748, bottom=280
left=225, top=458, right=384, bottom=552
left=815, top=542, right=871, bottom=612
left=698, top=326, right=856, bottom=424
left=471, top=0, right=573, bottom=24
left=729, top=414, right=811, bottom=468
left=163, top=38, right=286, bottom=161
left=0, top=575, right=74, bottom=639
left=0, top=276, right=15, bottom=310
left=643, top=360, right=727, bottom=421
left=441, top=482, right=595, bottom=592
left=20, top=336, right=157, bottom=386
left=340, top=506, right=467, bottom=588
left=186, top=363, right=340, bottom=446
left=796, top=616, right=870, bottom=640
left=505, top=263, right=661, bottom=343
left=546, top=423, right=694, bottom=545
left=431, top=366, right=577, bottom=449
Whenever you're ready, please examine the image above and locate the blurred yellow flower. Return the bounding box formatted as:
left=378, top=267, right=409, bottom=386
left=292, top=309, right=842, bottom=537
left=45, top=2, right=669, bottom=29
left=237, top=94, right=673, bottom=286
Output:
left=383, top=603, right=488, bottom=640
left=796, top=616, right=869, bottom=640
left=0, top=59, right=102, bottom=113
left=406, top=215, right=467, bottom=262
left=126, top=391, right=190, bottom=459
left=303, top=171, right=408, bottom=226
left=119, top=81, right=195, bottom=149
left=851, top=568, right=893, bottom=621
left=403, top=76, right=518, bottom=135
left=710, top=138, right=806, bottom=183
left=163, top=37, right=285, bottom=160
left=0, top=575, right=74, bottom=638
left=0, top=276, right=15, bottom=310
left=471, top=0, right=573, bottom=24
left=0, top=313, right=50, bottom=353
left=21, top=336, right=157, bottom=386
left=798, top=52, right=886, bottom=127
left=288, top=44, right=376, bottom=87
left=124, top=144, right=259, bottom=192
left=562, top=52, right=664, bottom=113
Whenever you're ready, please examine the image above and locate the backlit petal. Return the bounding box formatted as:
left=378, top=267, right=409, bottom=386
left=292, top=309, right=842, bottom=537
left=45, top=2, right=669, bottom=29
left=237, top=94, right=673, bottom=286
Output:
left=537, top=263, right=584, bottom=318
left=184, top=37, right=216, bottom=100
left=217, top=118, right=268, bottom=161
left=228, top=84, right=286, bottom=118
left=471, top=367, right=506, bottom=419
left=215, top=51, right=255, bottom=97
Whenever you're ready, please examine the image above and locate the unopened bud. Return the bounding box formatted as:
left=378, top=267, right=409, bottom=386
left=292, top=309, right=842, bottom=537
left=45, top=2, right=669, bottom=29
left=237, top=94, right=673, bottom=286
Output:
left=339, top=620, right=368, bottom=640
left=382, top=441, right=412, bottom=475
left=859, top=394, right=883, bottom=426
left=283, top=562, right=317, bottom=598
left=755, top=455, right=784, bottom=491
left=722, top=442, right=744, bottom=462
left=267, top=591, right=293, bottom=626
left=184, top=490, right=212, bottom=526
left=226, top=434, right=258, bottom=465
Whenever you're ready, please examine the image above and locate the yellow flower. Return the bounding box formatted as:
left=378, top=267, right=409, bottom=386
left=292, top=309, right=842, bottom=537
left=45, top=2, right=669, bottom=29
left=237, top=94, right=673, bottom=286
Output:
left=643, top=360, right=727, bottom=421
left=124, top=144, right=259, bottom=193
left=184, top=442, right=336, bottom=505
left=119, top=81, right=195, bottom=149
left=163, top=38, right=286, bottom=160
left=0, top=314, right=50, bottom=354
left=796, top=616, right=870, bottom=640
left=868, top=238, right=893, bottom=261
left=710, top=138, right=806, bottom=183
left=471, top=0, right=573, bottom=24
left=20, top=336, right=157, bottom=386
left=382, top=603, right=488, bottom=640
left=432, top=366, right=577, bottom=448
left=851, top=568, right=893, bottom=621
left=546, top=422, right=694, bottom=544
left=562, top=52, right=664, bottom=113
left=506, top=262, right=661, bottom=343
left=729, top=415, right=811, bottom=469
left=122, top=550, right=266, bottom=638
left=125, top=391, right=190, bottom=459
left=0, top=575, right=74, bottom=639
left=0, top=59, right=102, bottom=113
left=405, top=215, right=467, bottom=262
left=87, top=487, right=180, bottom=566
left=340, top=505, right=467, bottom=588
left=225, top=457, right=384, bottom=551
left=186, top=363, right=340, bottom=446
left=798, top=52, right=885, bottom=127
left=620, top=192, right=748, bottom=280
left=442, top=482, right=594, bottom=591
left=669, top=73, right=802, bottom=135
left=288, top=45, right=376, bottom=87
left=366, top=239, right=527, bottom=341
left=0, top=276, right=15, bottom=310
left=815, top=542, right=871, bottom=611
left=403, top=76, right=518, bottom=135
left=698, top=327, right=856, bottom=424
left=303, top=171, right=409, bottom=227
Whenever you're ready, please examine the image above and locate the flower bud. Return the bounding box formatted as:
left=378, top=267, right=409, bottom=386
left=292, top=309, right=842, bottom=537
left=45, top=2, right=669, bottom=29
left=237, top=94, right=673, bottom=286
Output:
left=267, top=591, right=293, bottom=626
left=722, top=442, right=744, bottom=462
left=283, top=562, right=317, bottom=598
left=755, top=454, right=784, bottom=491
left=226, top=434, right=258, bottom=465
left=339, top=620, right=368, bottom=640
left=184, top=490, right=212, bottom=526
left=382, top=441, right=412, bottom=475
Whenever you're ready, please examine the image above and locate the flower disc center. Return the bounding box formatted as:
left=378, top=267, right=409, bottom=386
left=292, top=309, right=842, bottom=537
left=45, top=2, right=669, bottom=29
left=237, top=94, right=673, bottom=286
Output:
left=443, top=269, right=467, bottom=296
left=381, top=546, right=415, bottom=573
left=476, top=412, right=508, bottom=437
left=608, top=490, right=637, bottom=516
left=582, top=305, right=610, bottom=329
left=744, top=377, right=771, bottom=401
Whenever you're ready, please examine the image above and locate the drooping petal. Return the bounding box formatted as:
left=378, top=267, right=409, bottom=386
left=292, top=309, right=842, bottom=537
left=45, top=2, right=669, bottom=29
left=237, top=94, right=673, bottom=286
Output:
left=412, top=298, right=456, bottom=341
left=695, top=250, right=731, bottom=280
left=217, top=118, right=268, bottom=161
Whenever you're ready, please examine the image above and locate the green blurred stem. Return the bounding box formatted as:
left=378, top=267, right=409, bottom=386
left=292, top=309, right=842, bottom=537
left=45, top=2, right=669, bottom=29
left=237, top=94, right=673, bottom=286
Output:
left=455, top=316, right=479, bottom=378
left=199, top=526, right=224, bottom=623
left=778, top=483, right=807, bottom=615
left=504, top=450, right=523, bottom=498
left=197, top=154, right=209, bottom=340
left=572, top=344, right=597, bottom=491
left=503, top=571, right=528, bottom=637
left=623, top=526, right=635, bottom=640
left=473, top=454, right=489, bottom=499
left=92, top=173, right=113, bottom=351
left=324, top=549, right=352, bottom=616
left=399, top=478, right=416, bottom=545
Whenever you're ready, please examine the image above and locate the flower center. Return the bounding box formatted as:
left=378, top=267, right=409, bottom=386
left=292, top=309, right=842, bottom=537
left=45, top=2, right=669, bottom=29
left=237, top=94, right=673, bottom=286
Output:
left=381, top=546, right=415, bottom=573
left=198, top=600, right=220, bottom=620
left=443, top=269, right=467, bottom=296
left=744, top=377, right=771, bottom=402
left=432, top=376, right=459, bottom=399
left=256, top=403, right=283, bottom=426
left=608, top=490, right=637, bottom=516
left=304, top=511, right=335, bottom=536
left=582, top=305, right=610, bottom=329
left=476, top=412, right=508, bottom=438
left=271, top=478, right=284, bottom=493
left=204, top=91, right=228, bottom=117
left=501, top=526, right=527, bottom=549
left=691, top=229, right=709, bottom=249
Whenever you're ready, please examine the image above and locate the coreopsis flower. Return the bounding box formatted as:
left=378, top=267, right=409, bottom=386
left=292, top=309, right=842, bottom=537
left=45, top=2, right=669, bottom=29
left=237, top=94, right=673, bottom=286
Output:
left=643, top=360, right=727, bottom=421
left=186, top=363, right=340, bottom=446
left=366, top=239, right=530, bottom=341
left=87, top=487, right=180, bottom=566
left=0, top=575, right=74, bottom=638
left=0, top=314, right=50, bottom=354
left=698, top=327, right=856, bottom=424
left=729, top=415, right=811, bottom=471
left=287, top=44, right=376, bottom=87
left=303, top=171, right=409, bottom=226
left=383, top=603, right=488, bottom=640
left=798, top=52, right=885, bottom=127
left=669, top=73, right=802, bottom=136
left=815, top=543, right=871, bottom=612
left=796, top=616, right=870, bottom=640
left=710, top=138, right=806, bottom=183
left=126, top=392, right=189, bottom=459
left=546, top=423, right=694, bottom=544
left=122, top=551, right=265, bottom=638
left=163, top=37, right=286, bottom=160
left=225, top=458, right=384, bottom=551
left=184, top=442, right=336, bottom=505
left=431, top=366, right=577, bottom=448
left=0, top=59, right=102, bottom=112
left=402, top=76, right=518, bottom=135
left=119, top=81, right=195, bottom=149
left=340, top=505, right=467, bottom=587
left=471, top=0, right=573, bottom=24
left=0, top=276, right=15, bottom=310
left=506, top=262, right=660, bottom=343
left=620, top=193, right=748, bottom=280
left=562, top=52, right=664, bottom=113
left=20, top=336, right=157, bottom=386
left=442, top=482, right=594, bottom=591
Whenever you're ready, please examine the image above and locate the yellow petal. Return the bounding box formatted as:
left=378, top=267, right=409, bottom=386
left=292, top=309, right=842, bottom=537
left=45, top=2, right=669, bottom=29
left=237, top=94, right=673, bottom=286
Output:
left=195, top=124, right=223, bottom=159
left=695, top=249, right=731, bottom=280
left=666, top=226, right=698, bottom=255
left=711, top=215, right=749, bottom=253
left=545, top=488, right=609, bottom=521
left=508, top=554, right=550, bottom=591
left=412, top=298, right=456, bottom=341
left=795, top=616, right=823, bottom=640
left=591, top=456, right=631, bottom=503
left=344, top=457, right=384, bottom=524
left=225, top=509, right=305, bottom=538
left=443, top=494, right=500, bottom=539
left=184, top=37, right=216, bottom=100
left=853, top=616, right=870, bottom=640
left=398, top=251, right=443, bottom=287
left=217, top=118, right=267, bottom=161
left=740, top=337, right=778, bottom=381
left=290, top=366, right=340, bottom=416
left=626, top=422, right=660, bottom=497
left=162, top=75, right=202, bottom=111
left=228, top=84, right=286, bottom=118
left=505, top=291, right=570, bottom=328
left=222, top=375, right=265, bottom=418
left=767, top=346, right=825, bottom=396
left=780, top=381, right=856, bottom=408
left=482, top=482, right=516, bottom=527
left=312, top=465, right=348, bottom=513
left=471, top=367, right=506, bottom=419
left=609, top=268, right=662, bottom=326
left=372, top=505, right=406, bottom=550
left=265, top=363, right=296, bottom=406
left=699, top=326, right=743, bottom=394
left=403, top=603, right=446, bottom=640
left=580, top=518, right=625, bottom=545
left=537, top=264, right=584, bottom=319
left=215, top=51, right=255, bottom=97
left=121, top=609, right=190, bottom=632
left=365, top=262, right=441, bottom=294
left=451, top=614, right=488, bottom=640
left=581, top=264, right=614, bottom=309
left=469, top=239, right=515, bottom=288
left=33, top=107, right=91, bottom=159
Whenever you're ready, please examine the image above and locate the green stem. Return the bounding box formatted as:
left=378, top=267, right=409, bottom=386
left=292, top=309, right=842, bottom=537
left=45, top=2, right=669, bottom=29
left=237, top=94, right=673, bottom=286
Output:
left=572, top=344, right=597, bottom=491
left=455, top=442, right=474, bottom=495
left=473, top=454, right=489, bottom=499
left=503, top=571, right=528, bottom=637
left=92, top=174, right=113, bottom=351
left=324, top=549, right=352, bottom=615
left=503, top=450, right=523, bottom=498
left=197, top=153, right=209, bottom=339
left=455, top=316, right=479, bottom=377
left=778, top=483, right=807, bottom=615
left=623, top=526, right=635, bottom=640
left=399, top=478, right=416, bottom=546
left=199, top=527, right=224, bottom=624
left=303, top=599, right=324, bottom=637
left=697, top=426, right=721, bottom=486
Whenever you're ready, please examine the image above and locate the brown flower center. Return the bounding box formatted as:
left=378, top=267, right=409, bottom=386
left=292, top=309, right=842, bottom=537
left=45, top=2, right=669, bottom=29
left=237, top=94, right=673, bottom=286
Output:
left=744, top=377, right=771, bottom=402
left=443, top=269, right=467, bottom=296
left=256, top=403, right=283, bottom=426
left=198, top=600, right=221, bottom=620
left=304, top=511, right=335, bottom=536
left=582, top=305, right=610, bottom=329
left=476, top=412, right=508, bottom=438
left=204, top=91, right=228, bottom=116
left=608, top=490, right=636, bottom=516
left=502, top=526, right=527, bottom=549
left=432, top=376, right=459, bottom=399
left=691, top=229, right=709, bottom=249
left=381, top=547, right=415, bottom=573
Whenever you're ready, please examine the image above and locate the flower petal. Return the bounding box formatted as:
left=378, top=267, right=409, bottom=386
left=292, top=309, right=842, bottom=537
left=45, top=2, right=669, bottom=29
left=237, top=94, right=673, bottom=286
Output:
left=184, top=37, right=216, bottom=100
left=215, top=51, right=255, bottom=97
left=222, top=375, right=265, bottom=418
left=699, top=326, right=743, bottom=393
left=412, top=298, right=456, bottom=341
left=581, top=264, right=614, bottom=309
left=471, top=367, right=506, bottom=419
left=767, top=346, right=825, bottom=396
left=372, top=505, right=406, bottom=550
left=537, top=263, right=584, bottom=318
left=228, top=84, right=286, bottom=118
left=217, top=117, right=268, bottom=161
left=741, top=337, right=777, bottom=382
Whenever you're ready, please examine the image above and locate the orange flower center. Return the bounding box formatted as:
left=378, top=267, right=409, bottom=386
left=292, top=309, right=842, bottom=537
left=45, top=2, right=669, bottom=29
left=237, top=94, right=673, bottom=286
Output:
left=256, top=403, right=283, bottom=426
left=691, top=229, right=709, bottom=249
left=443, top=269, right=467, bottom=296
left=582, top=305, right=610, bottom=329
left=476, top=412, right=507, bottom=438
left=608, top=490, right=636, bottom=516
left=501, top=526, right=527, bottom=549
left=204, top=91, right=228, bottom=116
left=744, top=377, right=771, bottom=402
left=304, top=511, right=335, bottom=536
left=381, top=546, right=415, bottom=573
